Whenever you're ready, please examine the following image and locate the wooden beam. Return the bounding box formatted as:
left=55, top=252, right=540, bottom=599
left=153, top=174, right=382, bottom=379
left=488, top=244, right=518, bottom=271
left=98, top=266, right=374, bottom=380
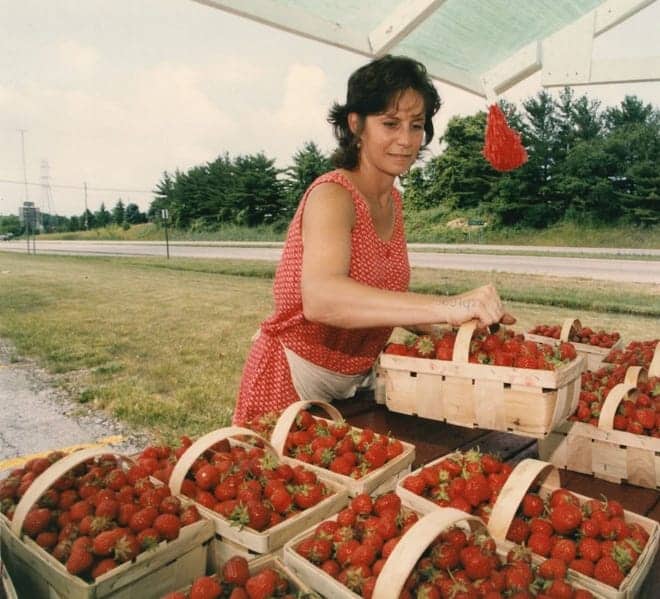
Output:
left=541, top=11, right=595, bottom=86
left=369, top=0, right=446, bottom=56
left=565, top=56, right=660, bottom=86
left=593, top=0, right=656, bottom=36
left=191, top=0, right=372, bottom=55
left=480, top=41, right=542, bottom=99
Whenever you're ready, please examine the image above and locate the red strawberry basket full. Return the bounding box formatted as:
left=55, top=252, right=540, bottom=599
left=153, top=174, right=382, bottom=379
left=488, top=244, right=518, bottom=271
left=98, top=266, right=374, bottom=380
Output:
left=539, top=361, right=660, bottom=490
left=486, top=458, right=659, bottom=599
left=526, top=317, right=624, bottom=371
left=266, top=400, right=416, bottom=497
left=378, top=320, right=585, bottom=438
left=0, top=447, right=214, bottom=599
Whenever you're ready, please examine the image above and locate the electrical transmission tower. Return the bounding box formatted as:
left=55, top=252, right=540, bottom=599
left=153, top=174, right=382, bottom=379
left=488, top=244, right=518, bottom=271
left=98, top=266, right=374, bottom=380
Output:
left=40, top=159, right=55, bottom=215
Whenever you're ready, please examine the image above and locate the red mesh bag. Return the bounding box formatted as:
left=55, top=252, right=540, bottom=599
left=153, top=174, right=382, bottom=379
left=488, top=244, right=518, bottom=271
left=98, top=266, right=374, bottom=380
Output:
left=483, top=104, right=528, bottom=171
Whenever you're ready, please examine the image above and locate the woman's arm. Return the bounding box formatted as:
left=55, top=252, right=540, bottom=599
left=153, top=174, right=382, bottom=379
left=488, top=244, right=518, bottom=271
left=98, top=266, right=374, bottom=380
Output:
left=300, top=183, right=509, bottom=330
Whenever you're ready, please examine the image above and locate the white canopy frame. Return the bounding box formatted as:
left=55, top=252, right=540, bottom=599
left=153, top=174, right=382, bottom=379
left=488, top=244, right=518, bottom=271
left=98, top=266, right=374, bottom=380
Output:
left=192, top=0, right=659, bottom=99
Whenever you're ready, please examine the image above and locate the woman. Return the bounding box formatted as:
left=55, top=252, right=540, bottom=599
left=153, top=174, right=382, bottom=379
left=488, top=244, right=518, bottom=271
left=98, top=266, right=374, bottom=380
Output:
left=233, top=55, right=512, bottom=425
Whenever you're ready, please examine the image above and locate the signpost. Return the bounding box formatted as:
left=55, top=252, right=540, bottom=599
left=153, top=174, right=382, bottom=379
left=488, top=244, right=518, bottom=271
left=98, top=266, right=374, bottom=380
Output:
left=22, top=202, right=37, bottom=254
left=161, top=209, right=170, bottom=259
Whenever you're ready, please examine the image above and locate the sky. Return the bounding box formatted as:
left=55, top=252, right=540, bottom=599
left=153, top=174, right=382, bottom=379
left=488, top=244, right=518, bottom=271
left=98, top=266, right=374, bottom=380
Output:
left=1, top=0, right=659, bottom=217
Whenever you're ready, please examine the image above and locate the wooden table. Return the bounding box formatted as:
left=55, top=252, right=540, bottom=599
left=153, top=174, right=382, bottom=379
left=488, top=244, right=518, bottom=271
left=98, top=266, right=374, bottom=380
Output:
left=335, top=393, right=659, bottom=598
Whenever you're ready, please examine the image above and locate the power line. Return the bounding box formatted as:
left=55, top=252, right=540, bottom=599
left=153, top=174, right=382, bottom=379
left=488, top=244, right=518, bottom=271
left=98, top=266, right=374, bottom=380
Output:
left=0, top=177, right=153, bottom=193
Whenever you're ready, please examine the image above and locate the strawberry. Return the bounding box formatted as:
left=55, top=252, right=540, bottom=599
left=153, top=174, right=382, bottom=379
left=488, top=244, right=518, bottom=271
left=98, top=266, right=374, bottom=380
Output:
left=190, top=575, right=223, bottom=599
left=153, top=513, right=181, bottom=541
left=521, top=493, right=544, bottom=518
left=559, top=342, right=577, bottom=361
left=66, top=536, right=94, bottom=575
left=245, top=568, right=279, bottom=599
left=537, top=557, right=567, bottom=580
left=22, top=507, right=52, bottom=537
left=92, top=528, right=123, bottom=556
left=414, top=335, right=435, bottom=358
left=222, top=556, right=250, bottom=586
left=594, top=555, right=625, bottom=588
left=113, top=532, right=141, bottom=563
left=91, top=557, right=118, bottom=579
left=550, top=502, right=582, bottom=535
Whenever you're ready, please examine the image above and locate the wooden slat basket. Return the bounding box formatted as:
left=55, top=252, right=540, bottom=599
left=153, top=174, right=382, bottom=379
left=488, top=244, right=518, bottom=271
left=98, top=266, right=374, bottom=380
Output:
left=284, top=506, right=598, bottom=599
left=168, top=426, right=349, bottom=564
left=487, top=458, right=659, bottom=599
left=526, top=317, right=623, bottom=371
left=0, top=447, right=214, bottom=599
left=171, top=553, right=320, bottom=598
left=538, top=363, right=660, bottom=489
left=269, top=400, right=416, bottom=497
left=379, top=321, right=585, bottom=438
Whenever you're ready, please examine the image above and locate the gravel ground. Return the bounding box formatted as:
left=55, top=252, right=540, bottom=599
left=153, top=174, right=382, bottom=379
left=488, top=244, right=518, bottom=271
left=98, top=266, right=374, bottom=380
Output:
left=0, top=339, right=154, bottom=466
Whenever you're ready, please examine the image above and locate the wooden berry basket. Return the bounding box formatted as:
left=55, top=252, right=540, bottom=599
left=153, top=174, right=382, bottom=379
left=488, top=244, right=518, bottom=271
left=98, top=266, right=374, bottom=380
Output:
left=169, top=426, right=348, bottom=556
left=487, top=458, right=659, bottom=599
left=538, top=362, right=660, bottom=490
left=526, top=317, right=623, bottom=371
left=269, top=400, right=416, bottom=497
left=171, top=553, right=320, bottom=598
left=395, top=451, right=464, bottom=515
left=379, top=320, right=585, bottom=438
left=283, top=502, right=434, bottom=599
left=284, top=507, right=596, bottom=599
left=0, top=447, right=214, bottom=599
left=0, top=556, right=19, bottom=599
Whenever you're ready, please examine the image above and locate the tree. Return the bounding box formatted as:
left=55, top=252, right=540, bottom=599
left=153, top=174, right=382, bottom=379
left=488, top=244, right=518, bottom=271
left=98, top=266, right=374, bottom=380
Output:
left=0, top=215, right=23, bottom=236
left=125, top=203, right=146, bottom=224
left=282, top=141, right=332, bottom=216
left=112, top=199, right=126, bottom=225
left=228, top=153, right=285, bottom=226
left=94, top=203, right=111, bottom=228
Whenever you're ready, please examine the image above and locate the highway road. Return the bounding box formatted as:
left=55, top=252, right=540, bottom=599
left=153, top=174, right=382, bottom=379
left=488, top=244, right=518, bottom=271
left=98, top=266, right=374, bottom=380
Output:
left=2, top=240, right=659, bottom=284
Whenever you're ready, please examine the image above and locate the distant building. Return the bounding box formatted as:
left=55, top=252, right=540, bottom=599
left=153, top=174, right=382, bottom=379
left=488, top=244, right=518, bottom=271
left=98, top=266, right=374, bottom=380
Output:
left=19, top=201, right=43, bottom=231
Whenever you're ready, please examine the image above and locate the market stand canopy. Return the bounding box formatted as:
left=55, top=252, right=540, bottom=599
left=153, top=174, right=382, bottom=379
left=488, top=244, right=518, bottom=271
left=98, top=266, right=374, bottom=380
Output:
left=193, top=0, right=660, bottom=97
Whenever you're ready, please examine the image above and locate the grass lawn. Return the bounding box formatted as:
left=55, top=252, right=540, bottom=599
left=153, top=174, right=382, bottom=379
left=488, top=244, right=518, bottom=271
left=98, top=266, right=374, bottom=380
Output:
left=0, top=251, right=658, bottom=442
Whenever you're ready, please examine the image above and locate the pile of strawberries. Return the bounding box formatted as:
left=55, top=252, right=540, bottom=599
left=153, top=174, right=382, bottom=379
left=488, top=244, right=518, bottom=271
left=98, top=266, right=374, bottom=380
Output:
left=162, top=556, right=300, bottom=599
left=294, top=491, right=595, bottom=598
left=529, top=324, right=621, bottom=349
left=294, top=491, right=419, bottom=598
left=398, top=526, right=595, bottom=599
left=400, top=449, right=512, bottom=523
left=0, top=451, right=66, bottom=521
left=604, top=339, right=658, bottom=370
left=570, top=363, right=659, bottom=437
left=246, top=410, right=405, bottom=479
left=4, top=452, right=202, bottom=580
left=164, top=440, right=332, bottom=532
left=384, top=328, right=577, bottom=370
left=505, top=487, right=650, bottom=589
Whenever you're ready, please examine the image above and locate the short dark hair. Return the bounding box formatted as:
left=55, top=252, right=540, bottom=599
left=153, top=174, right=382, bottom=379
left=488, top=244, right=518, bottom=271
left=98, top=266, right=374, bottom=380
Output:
left=328, top=55, right=441, bottom=169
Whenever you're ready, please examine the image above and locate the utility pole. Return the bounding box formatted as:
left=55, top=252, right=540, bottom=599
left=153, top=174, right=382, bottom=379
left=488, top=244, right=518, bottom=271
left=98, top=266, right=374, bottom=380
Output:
left=84, top=181, right=89, bottom=229
left=18, top=129, right=29, bottom=207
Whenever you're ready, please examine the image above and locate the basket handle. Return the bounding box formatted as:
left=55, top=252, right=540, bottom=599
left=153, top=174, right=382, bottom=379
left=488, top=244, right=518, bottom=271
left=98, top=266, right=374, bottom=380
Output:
left=559, top=318, right=581, bottom=343
left=269, top=400, right=343, bottom=455
left=487, top=459, right=560, bottom=541
left=371, top=509, right=486, bottom=599
left=452, top=320, right=479, bottom=363
left=598, top=382, right=637, bottom=432
left=168, top=426, right=278, bottom=496
left=10, top=447, right=108, bottom=536
left=624, top=366, right=644, bottom=386
left=650, top=343, right=660, bottom=377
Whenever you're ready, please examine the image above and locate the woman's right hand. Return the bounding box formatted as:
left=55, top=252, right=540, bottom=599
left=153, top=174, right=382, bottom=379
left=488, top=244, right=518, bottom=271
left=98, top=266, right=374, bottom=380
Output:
left=439, top=284, right=515, bottom=328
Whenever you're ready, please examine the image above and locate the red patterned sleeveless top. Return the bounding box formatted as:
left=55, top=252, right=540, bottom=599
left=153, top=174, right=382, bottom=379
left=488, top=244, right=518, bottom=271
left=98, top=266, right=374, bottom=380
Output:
left=233, top=170, right=410, bottom=424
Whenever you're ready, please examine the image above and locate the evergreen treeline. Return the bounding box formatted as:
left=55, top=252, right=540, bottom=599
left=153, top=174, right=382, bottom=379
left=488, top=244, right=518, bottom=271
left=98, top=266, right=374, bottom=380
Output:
left=404, top=90, right=659, bottom=227
left=1, top=90, right=657, bottom=239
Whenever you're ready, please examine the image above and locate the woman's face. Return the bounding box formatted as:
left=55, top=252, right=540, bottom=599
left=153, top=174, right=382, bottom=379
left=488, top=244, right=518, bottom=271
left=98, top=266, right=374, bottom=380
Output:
left=352, top=88, right=426, bottom=177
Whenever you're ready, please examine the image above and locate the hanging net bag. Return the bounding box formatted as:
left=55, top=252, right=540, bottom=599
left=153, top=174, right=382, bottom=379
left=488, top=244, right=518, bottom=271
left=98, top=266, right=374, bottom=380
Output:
left=483, top=104, right=528, bottom=172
